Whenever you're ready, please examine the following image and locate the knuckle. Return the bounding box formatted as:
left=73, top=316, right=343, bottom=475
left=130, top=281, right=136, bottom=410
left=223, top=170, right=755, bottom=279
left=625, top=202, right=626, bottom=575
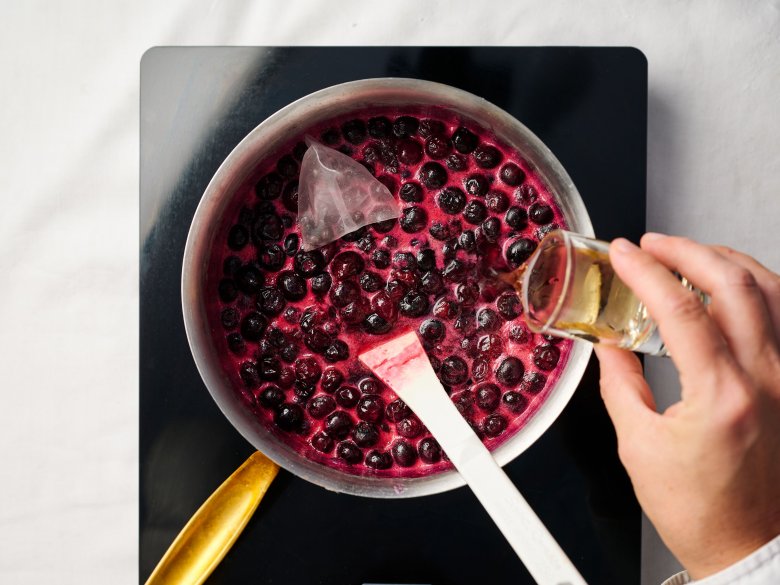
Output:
left=666, top=290, right=705, bottom=323
left=723, top=265, right=758, bottom=290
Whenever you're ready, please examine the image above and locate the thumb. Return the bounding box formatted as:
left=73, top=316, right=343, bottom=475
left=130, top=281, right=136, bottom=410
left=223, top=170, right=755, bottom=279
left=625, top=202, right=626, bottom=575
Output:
left=594, top=345, right=658, bottom=444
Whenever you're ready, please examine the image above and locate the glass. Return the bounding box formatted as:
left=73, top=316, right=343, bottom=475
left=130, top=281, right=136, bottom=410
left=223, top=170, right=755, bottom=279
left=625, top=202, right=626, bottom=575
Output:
left=517, top=230, right=707, bottom=357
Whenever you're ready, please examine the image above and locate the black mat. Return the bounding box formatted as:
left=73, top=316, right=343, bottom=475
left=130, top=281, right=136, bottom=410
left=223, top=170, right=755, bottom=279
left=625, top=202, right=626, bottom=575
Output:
left=140, top=47, right=647, bottom=585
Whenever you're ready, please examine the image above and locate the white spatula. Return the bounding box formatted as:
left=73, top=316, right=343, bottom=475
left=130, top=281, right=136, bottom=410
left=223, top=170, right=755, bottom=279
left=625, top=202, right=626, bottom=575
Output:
left=359, top=330, right=587, bottom=585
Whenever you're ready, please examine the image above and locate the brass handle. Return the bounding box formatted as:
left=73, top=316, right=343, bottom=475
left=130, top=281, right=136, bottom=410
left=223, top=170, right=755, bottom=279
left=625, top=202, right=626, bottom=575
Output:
left=145, top=451, right=279, bottom=585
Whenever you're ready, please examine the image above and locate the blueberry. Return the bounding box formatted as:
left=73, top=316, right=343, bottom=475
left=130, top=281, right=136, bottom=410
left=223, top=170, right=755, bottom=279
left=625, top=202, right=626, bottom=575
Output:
left=480, top=217, right=501, bottom=242
left=496, top=357, right=524, bottom=386
left=294, top=357, right=321, bottom=387
left=503, top=391, right=528, bottom=413
left=324, top=339, right=350, bottom=363
left=419, top=162, right=448, bottom=190
left=303, top=329, right=331, bottom=354
left=371, top=219, right=395, bottom=235
left=463, top=200, right=488, bottom=225
left=418, top=437, right=442, bottom=464
left=275, top=402, right=303, bottom=431
left=294, top=251, right=326, bottom=278
left=240, top=312, right=267, bottom=341
left=368, top=116, right=392, bottom=139
left=452, top=127, right=478, bottom=153
left=437, top=187, right=466, bottom=214
left=362, top=313, right=392, bottom=335
left=418, top=119, right=446, bottom=138
left=458, top=230, right=476, bottom=252
left=473, top=145, right=502, bottom=169
left=223, top=256, right=242, bottom=277
left=475, top=383, right=501, bottom=412
left=505, top=238, right=537, bottom=268
left=320, top=368, right=343, bottom=394
left=283, top=234, right=299, bottom=257
left=352, top=421, right=380, bottom=447
left=258, top=243, right=286, bottom=272
left=440, top=356, right=468, bottom=386
left=226, top=332, right=246, bottom=355
left=259, top=355, right=281, bottom=380
left=326, top=410, right=355, bottom=439
left=256, top=287, right=285, bottom=316
left=341, top=119, right=367, bottom=144
left=498, top=163, right=524, bottom=186
left=474, top=338, right=500, bottom=366
left=310, top=272, right=333, bottom=296
left=335, top=386, right=360, bottom=408
left=464, top=174, right=489, bottom=197
left=255, top=172, right=283, bottom=200
left=321, top=128, right=340, bottom=145
left=277, top=271, right=307, bottom=301
left=227, top=225, right=249, bottom=251
left=400, top=181, right=424, bottom=203
left=397, top=138, right=423, bottom=165
left=505, top=206, right=528, bottom=230
left=311, top=432, right=334, bottom=453
left=529, top=203, right=554, bottom=225
left=521, top=372, right=547, bottom=394
left=329, top=280, right=361, bottom=308
left=399, top=291, right=430, bottom=317
left=429, top=221, right=452, bottom=241
left=446, top=153, right=467, bottom=171
left=392, top=440, right=418, bottom=467
left=252, top=213, right=284, bottom=241
left=336, top=441, right=363, bottom=464
left=359, top=377, right=382, bottom=395
left=533, top=344, right=560, bottom=371
left=257, top=385, right=285, bottom=409
left=455, top=282, right=479, bottom=307
left=393, top=116, right=419, bottom=138
left=371, top=248, right=391, bottom=269
left=330, top=251, right=365, bottom=281
left=359, top=271, right=383, bottom=293
left=354, top=394, right=384, bottom=424
left=370, top=292, right=398, bottom=322
left=276, top=154, right=298, bottom=179
left=365, top=450, right=393, bottom=469
left=340, top=226, right=368, bottom=243
left=399, top=206, right=428, bottom=233
left=293, top=380, right=316, bottom=401
left=483, top=413, right=507, bottom=437
left=279, top=343, right=299, bottom=363
left=509, top=325, right=530, bottom=344
left=425, top=135, right=451, bottom=159
left=235, top=265, right=264, bottom=294
left=496, top=292, right=522, bottom=320
left=397, top=417, right=422, bottom=438
left=392, top=252, right=416, bottom=272
left=218, top=279, right=238, bottom=303
left=281, top=181, right=299, bottom=213
left=486, top=191, right=509, bottom=213
left=476, top=308, right=500, bottom=332
left=420, top=271, right=444, bottom=295
left=385, top=399, right=411, bottom=423
left=442, top=259, right=469, bottom=282
left=239, top=361, right=261, bottom=388
left=221, top=307, right=239, bottom=329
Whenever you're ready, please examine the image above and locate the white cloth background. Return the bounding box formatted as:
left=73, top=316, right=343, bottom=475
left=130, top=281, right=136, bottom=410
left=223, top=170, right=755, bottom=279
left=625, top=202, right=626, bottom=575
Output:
left=0, top=1, right=778, bottom=583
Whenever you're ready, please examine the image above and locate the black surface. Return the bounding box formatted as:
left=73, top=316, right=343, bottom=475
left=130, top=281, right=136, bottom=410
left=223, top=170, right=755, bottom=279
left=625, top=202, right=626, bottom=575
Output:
left=140, top=47, right=647, bottom=584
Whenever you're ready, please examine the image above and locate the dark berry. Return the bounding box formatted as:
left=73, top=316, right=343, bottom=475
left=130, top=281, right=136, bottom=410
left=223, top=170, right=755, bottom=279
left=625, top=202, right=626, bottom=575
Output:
left=371, top=290, right=399, bottom=321
left=371, top=249, right=391, bottom=269
left=324, top=340, right=350, bottom=363
left=392, top=440, right=418, bottom=467
left=319, top=368, right=343, bottom=394
left=277, top=271, right=307, bottom=301
left=397, top=138, right=423, bottom=165
left=283, top=234, right=299, bottom=257
left=419, top=318, right=445, bottom=341
left=533, top=344, right=560, bottom=371
left=279, top=343, right=299, bottom=363
left=446, top=153, right=467, bottom=170
left=340, top=226, right=368, bottom=243
left=476, top=308, right=501, bottom=332
left=321, top=127, right=340, bottom=145
left=420, top=271, right=444, bottom=295
left=496, top=357, right=524, bottom=386
left=325, top=410, right=354, bottom=439
left=425, top=135, right=451, bottom=159
left=385, top=399, right=411, bottom=423
left=399, top=291, right=430, bottom=317
left=440, top=356, right=468, bottom=385
left=521, top=372, right=547, bottom=394
left=239, top=361, right=261, bottom=388
left=221, top=307, right=239, bottom=329
left=473, top=145, right=502, bottom=169
left=252, top=213, right=283, bottom=241
left=437, top=187, right=466, bottom=215
left=400, top=181, right=423, bottom=202
left=275, top=403, right=303, bottom=431
left=433, top=297, right=459, bottom=320
left=311, top=432, right=334, bottom=453
left=258, top=244, right=285, bottom=272
left=368, top=116, right=392, bottom=139
left=333, top=385, right=358, bottom=408
left=226, top=332, right=245, bottom=355
left=477, top=334, right=503, bottom=359
left=464, top=174, right=489, bottom=197
left=281, top=181, right=299, bottom=213
left=397, top=417, right=422, bottom=438
left=223, top=256, right=241, bottom=276
left=459, top=230, right=476, bottom=252
left=330, top=251, right=364, bottom=280
left=307, top=395, right=337, bottom=419
left=359, top=271, right=383, bottom=293
left=276, top=155, right=298, bottom=178
left=399, top=206, right=428, bottom=233
left=419, top=162, right=447, bottom=189
left=463, top=200, right=488, bottom=225
left=356, top=394, right=385, bottom=423
left=240, top=312, right=267, bottom=341
left=259, top=355, right=281, bottom=380
left=543, top=333, right=565, bottom=344
left=418, top=437, right=442, bottom=464
left=255, top=173, right=283, bottom=200
left=371, top=219, right=396, bottom=234
left=294, top=356, right=322, bottom=386
left=453, top=391, right=475, bottom=417
left=257, top=287, right=286, bottom=316
left=428, top=221, right=452, bottom=241
left=293, top=380, right=316, bottom=401
left=494, top=293, right=520, bottom=321
left=257, top=385, right=285, bottom=409
left=505, top=206, right=528, bottom=230
left=292, top=250, right=325, bottom=278
left=309, top=272, right=333, bottom=297
left=503, top=391, right=528, bottom=413
left=358, top=377, right=382, bottom=395
left=475, top=383, right=501, bottom=412
left=499, top=163, right=525, bottom=186
left=453, top=310, right=477, bottom=336
left=362, top=313, right=392, bottom=335
left=481, top=217, right=501, bottom=242
left=486, top=191, right=509, bottom=213
left=329, top=280, right=361, bottom=308
left=227, top=225, right=249, bottom=251
left=483, top=413, right=507, bottom=437
left=442, top=259, right=469, bottom=282
left=471, top=356, right=489, bottom=381
left=393, top=116, right=419, bottom=138
left=418, top=119, right=446, bottom=138
left=336, top=441, right=363, bottom=464
left=235, top=265, right=263, bottom=294
left=452, top=126, right=478, bottom=153
left=303, top=329, right=331, bottom=354
left=341, top=119, right=367, bottom=144
left=391, top=252, right=416, bottom=272
left=529, top=203, right=554, bottom=225
left=352, top=421, right=380, bottom=448
left=365, top=450, right=393, bottom=470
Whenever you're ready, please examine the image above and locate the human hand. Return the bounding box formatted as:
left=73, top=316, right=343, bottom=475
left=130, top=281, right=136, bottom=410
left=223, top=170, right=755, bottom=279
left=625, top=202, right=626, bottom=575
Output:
left=594, top=233, right=780, bottom=579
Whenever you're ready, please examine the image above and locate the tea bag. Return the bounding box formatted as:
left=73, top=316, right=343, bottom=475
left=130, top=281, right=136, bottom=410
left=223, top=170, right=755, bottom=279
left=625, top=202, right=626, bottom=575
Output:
left=298, top=139, right=400, bottom=250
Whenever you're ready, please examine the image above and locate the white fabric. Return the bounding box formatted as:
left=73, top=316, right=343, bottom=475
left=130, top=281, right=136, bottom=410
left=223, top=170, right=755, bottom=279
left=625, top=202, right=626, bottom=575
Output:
left=661, top=535, right=780, bottom=585
left=0, top=1, right=778, bottom=584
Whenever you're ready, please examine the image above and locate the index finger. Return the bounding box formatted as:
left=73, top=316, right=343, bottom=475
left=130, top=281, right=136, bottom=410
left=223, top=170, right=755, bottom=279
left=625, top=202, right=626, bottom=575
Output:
left=609, top=238, right=734, bottom=379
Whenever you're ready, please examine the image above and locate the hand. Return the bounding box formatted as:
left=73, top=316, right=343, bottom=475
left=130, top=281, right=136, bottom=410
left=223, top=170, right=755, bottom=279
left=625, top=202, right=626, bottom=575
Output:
left=594, top=233, right=780, bottom=579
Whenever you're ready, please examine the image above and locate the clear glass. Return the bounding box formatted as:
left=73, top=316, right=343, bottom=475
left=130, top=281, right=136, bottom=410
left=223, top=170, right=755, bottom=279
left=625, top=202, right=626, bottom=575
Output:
left=518, top=230, right=707, bottom=357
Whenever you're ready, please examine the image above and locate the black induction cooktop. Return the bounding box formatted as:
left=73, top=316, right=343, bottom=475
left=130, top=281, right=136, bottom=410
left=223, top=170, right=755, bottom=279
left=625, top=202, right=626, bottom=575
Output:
left=140, top=46, right=647, bottom=584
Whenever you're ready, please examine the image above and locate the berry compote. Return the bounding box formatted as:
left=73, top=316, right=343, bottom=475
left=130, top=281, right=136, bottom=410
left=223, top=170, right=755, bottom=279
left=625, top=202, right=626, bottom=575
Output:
left=206, top=107, right=572, bottom=478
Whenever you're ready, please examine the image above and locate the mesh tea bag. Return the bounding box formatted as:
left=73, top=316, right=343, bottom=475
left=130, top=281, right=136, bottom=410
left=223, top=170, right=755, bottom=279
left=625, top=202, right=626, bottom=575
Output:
left=298, top=139, right=400, bottom=250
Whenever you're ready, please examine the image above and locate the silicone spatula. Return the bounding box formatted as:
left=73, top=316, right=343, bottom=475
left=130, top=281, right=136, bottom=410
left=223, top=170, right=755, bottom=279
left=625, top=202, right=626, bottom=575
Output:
left=359, top=330, right=587, bottom=585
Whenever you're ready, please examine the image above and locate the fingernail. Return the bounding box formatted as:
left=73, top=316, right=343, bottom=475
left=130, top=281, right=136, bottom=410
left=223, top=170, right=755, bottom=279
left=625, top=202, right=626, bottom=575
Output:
left=643, top=232, right=667, bottom=243
left=612, top=238, right=638, bottom=253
